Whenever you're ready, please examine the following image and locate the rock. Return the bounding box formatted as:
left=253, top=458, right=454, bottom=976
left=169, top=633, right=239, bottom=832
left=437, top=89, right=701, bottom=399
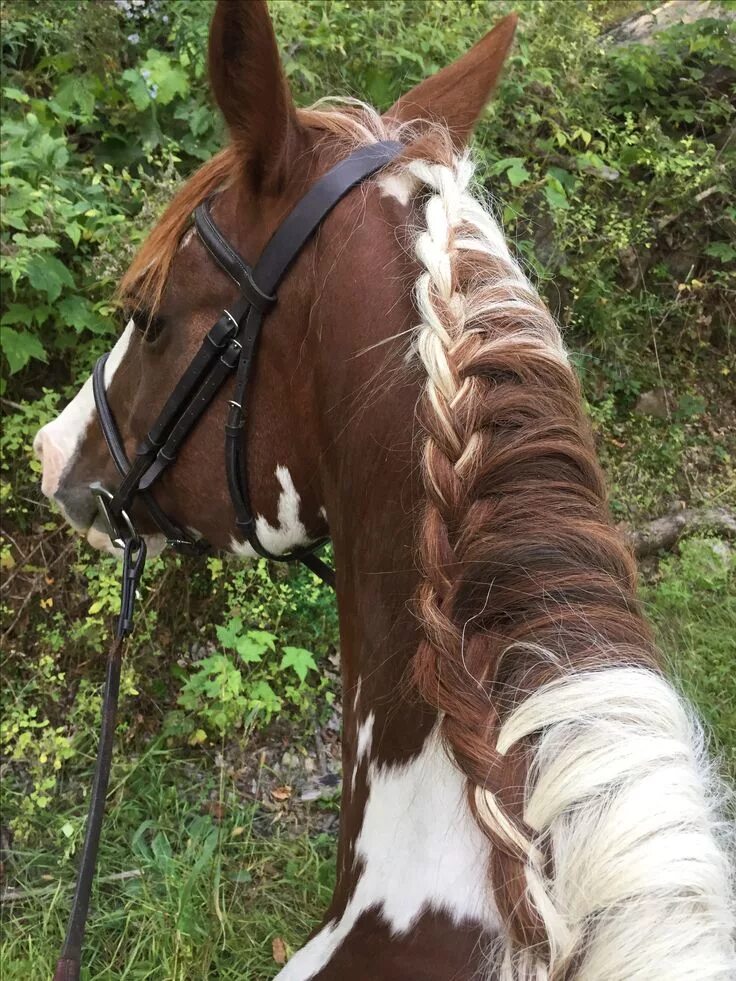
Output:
left=604, top=1, right=734, bottom=46
left=634, top=388, right=671, bottom=419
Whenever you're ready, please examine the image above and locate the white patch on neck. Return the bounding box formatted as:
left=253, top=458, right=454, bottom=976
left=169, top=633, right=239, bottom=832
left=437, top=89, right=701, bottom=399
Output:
left=229, top=465, right=311, bottom=557
left=351, top=709, right=374, bottom=795
left=275, top=728, right=498, bottom=980
left=356, top=711, right=374, bottom=765
left=35, top=322, right=134, bottom=497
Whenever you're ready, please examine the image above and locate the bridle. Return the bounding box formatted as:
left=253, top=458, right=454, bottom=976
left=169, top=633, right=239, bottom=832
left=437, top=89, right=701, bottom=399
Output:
left=54, top=139, right=402, bottom=981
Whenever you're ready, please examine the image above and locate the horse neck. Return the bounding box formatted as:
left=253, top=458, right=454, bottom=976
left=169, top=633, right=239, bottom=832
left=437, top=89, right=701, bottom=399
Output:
left=309, top=188, right=496, bottom=942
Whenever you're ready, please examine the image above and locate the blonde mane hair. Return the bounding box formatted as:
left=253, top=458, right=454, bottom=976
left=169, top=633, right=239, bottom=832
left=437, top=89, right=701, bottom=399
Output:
left=120, top=100, right=735, bottom=980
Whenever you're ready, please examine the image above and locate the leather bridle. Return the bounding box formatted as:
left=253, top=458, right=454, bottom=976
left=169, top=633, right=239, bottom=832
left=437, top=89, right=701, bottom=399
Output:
left=54, top=139, right=402, bottom=981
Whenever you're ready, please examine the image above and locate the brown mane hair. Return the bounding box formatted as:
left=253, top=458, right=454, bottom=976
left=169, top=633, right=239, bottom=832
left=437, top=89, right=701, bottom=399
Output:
left=118, top=145, right=238, bottom=315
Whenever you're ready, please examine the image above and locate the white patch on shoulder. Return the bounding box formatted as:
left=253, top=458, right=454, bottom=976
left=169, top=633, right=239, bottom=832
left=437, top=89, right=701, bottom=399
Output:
left=35, top=322, right=134, bottom=497
left=378, top=170, right=418, bottom=207
left=275, top=728, right=498, bottom=980
left=229, top=465, right=311, bottom=558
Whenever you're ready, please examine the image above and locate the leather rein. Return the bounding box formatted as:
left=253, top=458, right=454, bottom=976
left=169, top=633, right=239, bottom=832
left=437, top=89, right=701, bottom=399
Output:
left=54, top=139, right=402, bottom=981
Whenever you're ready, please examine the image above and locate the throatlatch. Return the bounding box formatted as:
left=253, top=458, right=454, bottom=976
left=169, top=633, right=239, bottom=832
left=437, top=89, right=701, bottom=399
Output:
left=55, top=138, right=403, bottom=980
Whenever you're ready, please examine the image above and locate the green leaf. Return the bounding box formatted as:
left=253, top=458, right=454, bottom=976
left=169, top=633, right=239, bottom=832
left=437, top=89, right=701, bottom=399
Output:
left=188, top=104, right=212, bottom=137
left=122, top=68, right=152, bottom=113
left=234, top=634, right=269, bottom=664
left=280, top=647, right=317, bottom=683
left=57, top=295, right=108, bottom=334
left=1, top=303, right=35, bottom=328
left=491, top=157, right=531, bottom=188
left=0, top=328, right=47, bottom=373
left=704, top=242, right=736, bottom=264
left=248, top=680, right=282, bottom=716
left=215, top=616, right=243, bottom=651
left=12, top=232, right=58, bottom=251
left=24, top=255, right=74, bottom=302
left=54, top=76, right=96, bottom=119
left=2, top=86, right=30, bottom=104
left=544, top=175, right=569, bottom=210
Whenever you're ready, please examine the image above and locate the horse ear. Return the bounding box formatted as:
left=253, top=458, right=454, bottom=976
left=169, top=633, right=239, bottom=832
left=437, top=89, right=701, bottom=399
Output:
left=386, top=14, right=518, bottom=148
left=208, top=0, right=301, bottom=186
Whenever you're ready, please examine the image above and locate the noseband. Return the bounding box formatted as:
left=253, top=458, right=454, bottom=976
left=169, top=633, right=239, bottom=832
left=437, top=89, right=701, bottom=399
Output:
left=55, top=140, right=402, bottom=981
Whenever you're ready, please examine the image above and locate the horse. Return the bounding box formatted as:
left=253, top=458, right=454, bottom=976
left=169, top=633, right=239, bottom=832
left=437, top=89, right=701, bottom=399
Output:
left=34, top=2, right=735, bottom=978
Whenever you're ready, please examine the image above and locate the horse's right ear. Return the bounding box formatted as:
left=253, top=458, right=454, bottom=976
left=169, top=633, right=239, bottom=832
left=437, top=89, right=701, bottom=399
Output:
left=208, top=0, right=301, bottom=188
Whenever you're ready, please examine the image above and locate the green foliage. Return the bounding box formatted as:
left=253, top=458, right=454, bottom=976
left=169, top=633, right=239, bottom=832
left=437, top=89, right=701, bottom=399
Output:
left=169, top=617, right=322, bottom=741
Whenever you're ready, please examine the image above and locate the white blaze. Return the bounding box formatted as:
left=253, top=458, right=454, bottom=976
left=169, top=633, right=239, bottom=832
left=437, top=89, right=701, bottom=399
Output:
left=34, top=321, right=135, bottom=497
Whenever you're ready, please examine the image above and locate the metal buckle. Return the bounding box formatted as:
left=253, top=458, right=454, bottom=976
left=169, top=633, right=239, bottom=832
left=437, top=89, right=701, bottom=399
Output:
left=91, top=483, right=138, bottom=549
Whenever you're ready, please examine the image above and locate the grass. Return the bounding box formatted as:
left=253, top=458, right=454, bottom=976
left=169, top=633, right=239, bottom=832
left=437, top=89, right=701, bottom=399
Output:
left=2, top=537, right=733, bottom=977
left=645, top=537, right=736, bottom=776
left=1, top=742, right=335, bottom=980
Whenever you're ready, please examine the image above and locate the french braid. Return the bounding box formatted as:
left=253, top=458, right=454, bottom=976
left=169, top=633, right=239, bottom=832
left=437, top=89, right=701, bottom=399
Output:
left=408, top=154, right=735, bottom=979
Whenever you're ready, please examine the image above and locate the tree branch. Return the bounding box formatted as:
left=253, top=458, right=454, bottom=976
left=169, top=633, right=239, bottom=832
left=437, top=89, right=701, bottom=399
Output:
left=621, top=507, right=736, bottom=558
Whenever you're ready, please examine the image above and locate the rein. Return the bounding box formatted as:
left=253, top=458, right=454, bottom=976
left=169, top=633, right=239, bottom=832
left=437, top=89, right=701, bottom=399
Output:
left=54, top=139, right=402, bottom=981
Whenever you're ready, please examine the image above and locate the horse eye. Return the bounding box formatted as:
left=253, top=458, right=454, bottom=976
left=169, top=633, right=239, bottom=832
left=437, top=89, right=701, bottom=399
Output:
left=130, top=308, right=165, bottom=342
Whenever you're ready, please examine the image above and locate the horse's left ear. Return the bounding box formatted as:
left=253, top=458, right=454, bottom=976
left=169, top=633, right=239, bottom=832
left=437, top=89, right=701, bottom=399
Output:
left=208, top=0, right=302, bottom=187
left=386, top=13, right=518, bottom=148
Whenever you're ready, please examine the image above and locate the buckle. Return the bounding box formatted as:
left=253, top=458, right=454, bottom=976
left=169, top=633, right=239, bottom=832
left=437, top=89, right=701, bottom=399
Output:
left=91, top=483, right=138, bottom=549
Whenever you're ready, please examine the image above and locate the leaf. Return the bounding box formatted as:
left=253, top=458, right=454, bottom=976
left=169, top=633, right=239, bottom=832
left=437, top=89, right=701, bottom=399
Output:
left=188, top=104, right=212, bottom=137
left=544, top=175, right=569, bottom=210
left=215, top=616, right=243, bottom=650
left=65, top=222, right=82, bottom=247
left=60, top=821, right=74, bottom=839
left=235, top=635, right=267, bottom=664
left=704, top=242, right=736, bottom=264
left=248, top=680, right=282, bottom=716
left=55, top=76, right=96, bottom=119
left=271, top=785, right=292, bottom=802
left=12, top=232, right=58, bottom=251
left=0, top=327, right=47, bottom=373
left=1, top=303, right=35, bottom=327
left=491, top=156, right=531, bottom=188
left=25, top=255, right=74, bottom=302
left=272, top=937, right=288, bottom=965
left=57, top=295, right=108, bottom=334
left=3, top=86, right=30, bottom=104
left=122, top=68, right=152, bottom=113
left=280, top=647, right=317, bottom=683
left=151, top=831, right=173, bottom=871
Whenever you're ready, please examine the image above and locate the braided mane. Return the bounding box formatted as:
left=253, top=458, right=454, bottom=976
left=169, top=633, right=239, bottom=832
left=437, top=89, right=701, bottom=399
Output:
left=405, top=150, right=734, bottom=979
left=305, top=103, right=734, bottom=979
